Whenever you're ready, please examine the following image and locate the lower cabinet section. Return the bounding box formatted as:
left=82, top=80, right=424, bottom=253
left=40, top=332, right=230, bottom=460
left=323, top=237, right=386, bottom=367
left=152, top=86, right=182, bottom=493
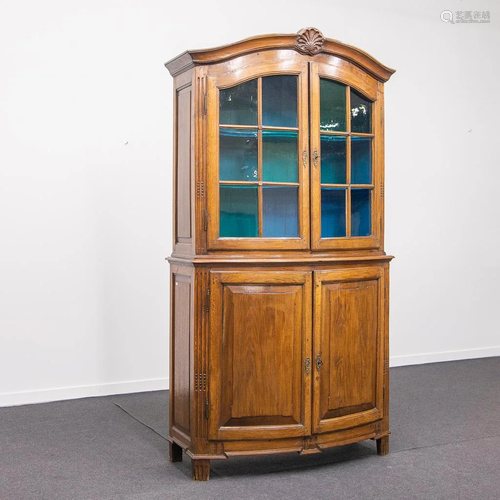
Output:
left=169, top=261, right=390, bottom=480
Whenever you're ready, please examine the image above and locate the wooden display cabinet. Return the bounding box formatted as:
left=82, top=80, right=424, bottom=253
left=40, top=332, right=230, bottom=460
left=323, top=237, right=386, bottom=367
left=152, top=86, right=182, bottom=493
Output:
left=165, top=27, right=395, bottom=481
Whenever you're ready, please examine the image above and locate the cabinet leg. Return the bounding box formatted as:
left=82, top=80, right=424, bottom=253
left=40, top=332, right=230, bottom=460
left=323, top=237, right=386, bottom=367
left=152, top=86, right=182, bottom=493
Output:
left=169, top=441, right=183, bottom=463
left=376, top=435, right=389, bottom=456
left=191, top=459, right=210, bottom=481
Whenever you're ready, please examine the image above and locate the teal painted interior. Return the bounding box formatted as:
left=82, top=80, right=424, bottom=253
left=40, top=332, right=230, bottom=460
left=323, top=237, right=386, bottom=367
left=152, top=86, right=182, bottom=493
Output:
left=219, top=128, right=258, bottom=181
left=351, top=188, right=371, bottom=236
left=321, top=135, right=346, bottom=184
left=321, top=188, right=346, bottom=237
left=262, top=186, right=299, bottom=237
left=262, top=130, right=298, bottom=183
left=351, top=137, right=372, bottom=184
left=220, top=186, right=258, bottom=237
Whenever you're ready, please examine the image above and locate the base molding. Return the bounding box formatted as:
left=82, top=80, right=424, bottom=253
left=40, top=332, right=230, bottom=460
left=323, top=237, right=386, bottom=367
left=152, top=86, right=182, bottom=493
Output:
left=181, top=427, right=391, bottom=481
left=390, top=346, right=500, bottom=367
left=0, top=377, right=169, bottom=408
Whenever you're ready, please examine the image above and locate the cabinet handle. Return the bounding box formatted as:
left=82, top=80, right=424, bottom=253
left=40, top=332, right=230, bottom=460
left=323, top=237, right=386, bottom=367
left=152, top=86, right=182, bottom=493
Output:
left=305, top=357, right=311, bottom=375
left=313, top=149, right=319, bottom=167
left=302, top=150, right=308, bottom=168
left=315, top=354, right=323, bottom=372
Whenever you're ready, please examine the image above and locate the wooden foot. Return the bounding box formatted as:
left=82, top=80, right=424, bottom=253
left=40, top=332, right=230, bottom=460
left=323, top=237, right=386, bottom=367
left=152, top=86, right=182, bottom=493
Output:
left=169, top=441, right=183, bottom=463
left=192, top=459, right=210, bottom=481
left=376, top=435, right=389, bottom=456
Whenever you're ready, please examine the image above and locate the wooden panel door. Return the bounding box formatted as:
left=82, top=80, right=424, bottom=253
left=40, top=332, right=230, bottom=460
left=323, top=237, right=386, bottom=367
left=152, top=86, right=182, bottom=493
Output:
left=313, top=267, right=384, bottom=434
left=208, top=271, right=312, bottom=441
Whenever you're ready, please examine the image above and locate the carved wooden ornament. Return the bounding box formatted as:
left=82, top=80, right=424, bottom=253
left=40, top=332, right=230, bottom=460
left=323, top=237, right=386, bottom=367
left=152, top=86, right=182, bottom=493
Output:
left=295, top=27, right=325, bottom=55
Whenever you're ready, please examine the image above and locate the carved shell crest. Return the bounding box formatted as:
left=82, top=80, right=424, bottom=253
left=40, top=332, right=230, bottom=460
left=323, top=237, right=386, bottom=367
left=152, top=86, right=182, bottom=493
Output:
left=296, top=27, right=325, bottom=55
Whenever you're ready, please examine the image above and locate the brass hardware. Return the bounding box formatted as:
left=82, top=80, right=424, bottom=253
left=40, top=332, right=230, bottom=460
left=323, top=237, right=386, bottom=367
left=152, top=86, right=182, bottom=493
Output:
left=305, top=357, right=311, bottom=375
left=302, top=150, right=308, bottom=168
left=313, top=149, right=319, bottom=167
left=206, top=287, right=210, bottom=313
left=315, top=354, right=323, bottom=372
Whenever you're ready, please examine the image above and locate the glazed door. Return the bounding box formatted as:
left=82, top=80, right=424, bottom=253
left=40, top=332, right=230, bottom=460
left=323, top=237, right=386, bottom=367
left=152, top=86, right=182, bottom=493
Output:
left=208, top=271, right=312, bottom=441
left=206, top=59, right=310, bottom=251
left=312, top=267, right=384, bottom=434
left=310, top=61, right=383, bottom=251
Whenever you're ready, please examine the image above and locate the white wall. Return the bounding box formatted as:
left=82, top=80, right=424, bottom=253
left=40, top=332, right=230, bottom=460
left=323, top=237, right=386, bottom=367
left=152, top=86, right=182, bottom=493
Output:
left=0, top=0, right=498, bottom=406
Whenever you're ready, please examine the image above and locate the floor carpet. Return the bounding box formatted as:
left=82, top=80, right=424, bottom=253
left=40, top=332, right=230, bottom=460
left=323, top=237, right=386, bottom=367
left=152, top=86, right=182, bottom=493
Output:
left=1, top=357, right=499, bottom=499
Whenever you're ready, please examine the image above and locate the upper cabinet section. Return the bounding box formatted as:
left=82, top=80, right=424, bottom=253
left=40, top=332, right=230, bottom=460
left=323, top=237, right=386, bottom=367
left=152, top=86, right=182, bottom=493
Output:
left=165, top=28, right=395, bottom=255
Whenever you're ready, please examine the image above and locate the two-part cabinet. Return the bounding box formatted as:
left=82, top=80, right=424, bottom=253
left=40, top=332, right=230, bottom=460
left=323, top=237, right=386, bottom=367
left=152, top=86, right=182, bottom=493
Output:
left=165, top=28, right=395, bottom=480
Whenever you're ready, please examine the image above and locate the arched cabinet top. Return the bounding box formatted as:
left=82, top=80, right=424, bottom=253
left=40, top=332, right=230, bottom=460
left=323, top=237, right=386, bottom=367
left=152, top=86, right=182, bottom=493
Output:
left=165, top=27, right=396, bottom=83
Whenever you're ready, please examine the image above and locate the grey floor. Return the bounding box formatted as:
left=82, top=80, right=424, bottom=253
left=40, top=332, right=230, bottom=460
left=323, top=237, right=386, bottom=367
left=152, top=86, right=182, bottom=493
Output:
left=1, top=358, right=499, bottom=500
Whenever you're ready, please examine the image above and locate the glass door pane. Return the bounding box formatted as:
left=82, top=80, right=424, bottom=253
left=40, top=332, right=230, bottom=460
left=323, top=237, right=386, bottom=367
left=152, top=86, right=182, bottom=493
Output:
left=219, top=80, right=258, bottom=125
left=320, top=79, right=346, bottom=132
left=262, top=130, right=298, bottom=183
left=220, top=186, right=258, bottom=237
left=219, top=129, right=258, bottom=181
left=263, top=186, right=299, bottom=237
left=321, top=188, right=346, bottom=237
left=321, top=136, right=346, bottom=184
left=350, top=89, right=372, bottom=133
left=312, top=68, right=375, bottom=247
left=351, top=137, right=372, bottom=184
left=262, top=76, right=298, bottom=128
left=351, top=189, right=371, bottom=236
left=218, top=75, right=300, bottom=239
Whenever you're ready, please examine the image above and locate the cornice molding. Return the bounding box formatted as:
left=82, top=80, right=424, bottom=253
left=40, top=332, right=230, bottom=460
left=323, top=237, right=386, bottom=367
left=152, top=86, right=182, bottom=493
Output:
left=165, top=28, right=396, bottom=82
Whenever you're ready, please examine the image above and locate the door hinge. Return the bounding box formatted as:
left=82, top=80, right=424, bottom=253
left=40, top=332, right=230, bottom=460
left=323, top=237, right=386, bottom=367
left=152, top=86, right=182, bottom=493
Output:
left=203, top=209, right=208, bottom=231
left=203, top=92, right=207, bottom=115
left=206, top=286, right=210, bottom=313
left=205, top=398, right=209, bottom=419
left=381, top=183, right=385, bottom=199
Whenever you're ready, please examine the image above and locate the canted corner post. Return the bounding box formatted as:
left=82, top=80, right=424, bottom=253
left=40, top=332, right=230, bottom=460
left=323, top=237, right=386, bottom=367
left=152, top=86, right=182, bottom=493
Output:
left=192, top=459, right=211, bottom=481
